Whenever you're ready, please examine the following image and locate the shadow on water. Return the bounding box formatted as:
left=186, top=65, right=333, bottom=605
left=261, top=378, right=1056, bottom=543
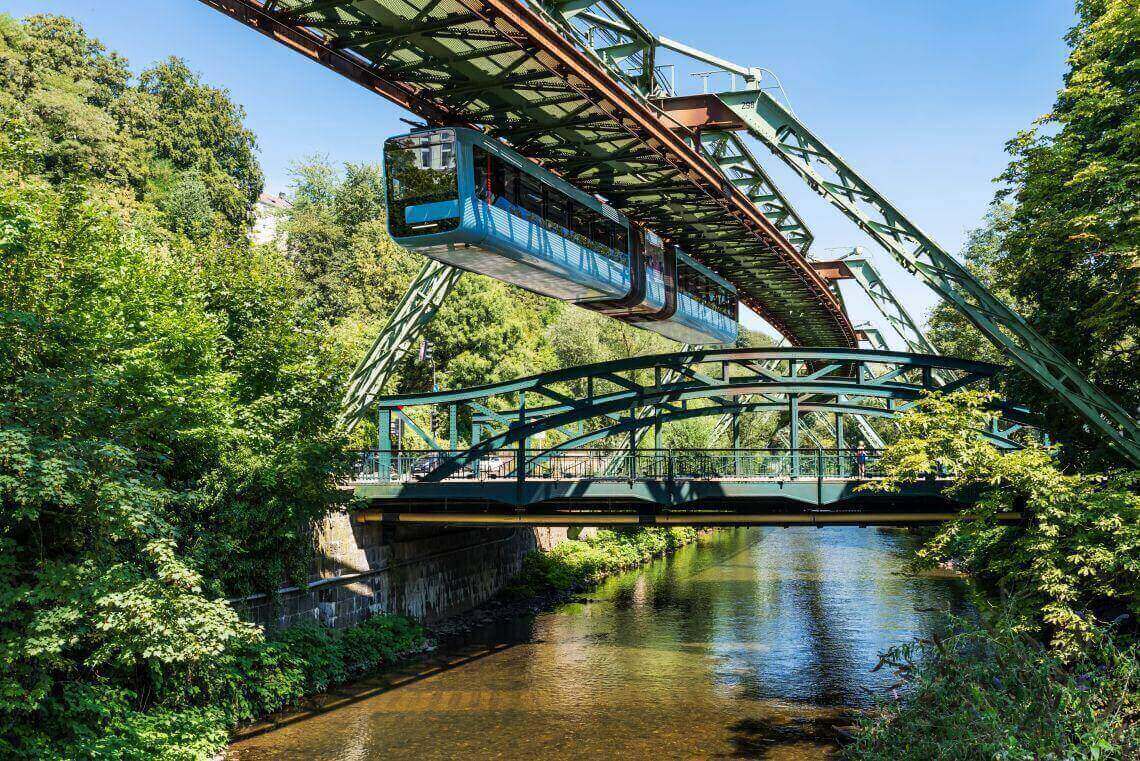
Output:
left=232, top=639, right=522, bottom=741
left=229, top=527, right=970, bottom=760
left=720, top=716, right=856, bottom=760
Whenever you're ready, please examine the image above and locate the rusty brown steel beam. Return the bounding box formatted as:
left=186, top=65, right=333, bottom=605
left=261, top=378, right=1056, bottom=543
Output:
left=810, top=260, right=856, bottom=282
left=652, top=93, right=747, bottom=131
left=196, top=0, right=465, bottom=126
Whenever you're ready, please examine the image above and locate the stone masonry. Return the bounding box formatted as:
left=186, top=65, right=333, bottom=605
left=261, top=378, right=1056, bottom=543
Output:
left=234, top=510, right=578, bottom=629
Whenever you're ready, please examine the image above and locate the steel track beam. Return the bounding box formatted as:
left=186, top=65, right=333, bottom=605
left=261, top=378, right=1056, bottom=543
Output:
left=195, top=0, right=463, bottom=125
left=197, top=0, right=855, bottom=348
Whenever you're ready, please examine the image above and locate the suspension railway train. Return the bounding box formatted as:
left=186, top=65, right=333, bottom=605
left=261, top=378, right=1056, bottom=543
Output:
left=384, top=127, right=739, bottom=345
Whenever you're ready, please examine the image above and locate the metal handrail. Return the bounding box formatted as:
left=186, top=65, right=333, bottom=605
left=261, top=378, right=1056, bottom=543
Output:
left=350, top=447, right=892, bottom=484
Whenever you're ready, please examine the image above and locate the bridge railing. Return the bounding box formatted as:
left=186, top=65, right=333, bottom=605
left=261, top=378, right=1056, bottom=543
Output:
left=351, top=448, right=887, bottom=484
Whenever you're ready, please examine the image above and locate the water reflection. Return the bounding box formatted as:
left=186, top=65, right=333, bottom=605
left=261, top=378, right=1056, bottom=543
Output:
left=230, top=528, right=968, bottom=760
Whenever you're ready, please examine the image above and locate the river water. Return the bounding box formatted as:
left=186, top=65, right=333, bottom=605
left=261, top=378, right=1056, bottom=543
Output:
left=229, top=527, right=969, bottom=760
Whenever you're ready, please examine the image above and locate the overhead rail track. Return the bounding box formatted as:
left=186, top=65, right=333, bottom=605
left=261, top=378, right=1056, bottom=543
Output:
left=200, top=0, right=1140, bottom=463
left=197, top=0, right=854, bottom=349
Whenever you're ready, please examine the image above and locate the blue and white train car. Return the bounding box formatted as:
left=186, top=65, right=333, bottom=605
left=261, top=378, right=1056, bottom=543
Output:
left=383, top=126, right=738, bottom=345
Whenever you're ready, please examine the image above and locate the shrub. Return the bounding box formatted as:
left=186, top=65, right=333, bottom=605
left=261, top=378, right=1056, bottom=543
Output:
left=845, top=615, right=1140, bottom=760
left=4, top=614, right=425, bottom=759
left=505, top=527, right=701, bottom=596
left=865, top=390, right=1140, bottom=656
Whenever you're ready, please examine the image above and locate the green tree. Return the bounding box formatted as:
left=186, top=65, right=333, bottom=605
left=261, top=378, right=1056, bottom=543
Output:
left=127, top=57, right=262, bottom=236
left=0, top=15, right=262, bottom=239
left=992, top=1, right=1139, bottom=463
left=284, top=158, right=393, bottom=321
left=927, top=204, right=1012, bottom=366
left=867, top=389, right=1140, bottom=656
left=0, top=134, right=257, bottom=757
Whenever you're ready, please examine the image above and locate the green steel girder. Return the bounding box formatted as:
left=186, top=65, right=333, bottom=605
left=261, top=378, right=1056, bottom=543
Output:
left=838, top=253, right=940, bottom=356
left=710, top=88, right=1140, bottom=464
left=382, top=346, right=1012, bottom=407
left=547, top=5, right=1140, bottom=461
left=341, top=260, right=462, bottom=430
left=813, top=252, right=950, bottom=386
left=696, top=130, right=813, bottom=254
left=854, top=322, right=890, bottom=352
left=519, top=398, right=985, bottom=459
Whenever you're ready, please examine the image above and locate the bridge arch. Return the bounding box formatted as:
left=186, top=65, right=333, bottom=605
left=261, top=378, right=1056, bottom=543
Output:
left=364, top=347, right=1035, bottom=482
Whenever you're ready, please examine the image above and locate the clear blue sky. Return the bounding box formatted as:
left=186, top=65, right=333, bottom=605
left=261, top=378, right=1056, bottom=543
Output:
left=7, top=0, right=1075, bottom=340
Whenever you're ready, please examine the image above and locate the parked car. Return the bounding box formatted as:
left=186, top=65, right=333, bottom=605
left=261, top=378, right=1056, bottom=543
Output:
left=410, top=453, right=445, bottom=478
left=476, top=454, right=507, bottom=478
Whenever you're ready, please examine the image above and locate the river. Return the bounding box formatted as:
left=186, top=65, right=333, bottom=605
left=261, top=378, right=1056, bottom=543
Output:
left=229, top=527, right=969, bottom=760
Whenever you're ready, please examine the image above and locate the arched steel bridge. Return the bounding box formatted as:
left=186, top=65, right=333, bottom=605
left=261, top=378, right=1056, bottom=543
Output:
left=351, top=348, right=1032, bottom=525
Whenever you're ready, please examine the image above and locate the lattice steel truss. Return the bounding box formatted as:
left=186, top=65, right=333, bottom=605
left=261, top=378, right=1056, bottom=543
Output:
left=196, top=0, right=1140, bottom=463
left=367, top=347, right=1033, bottom=481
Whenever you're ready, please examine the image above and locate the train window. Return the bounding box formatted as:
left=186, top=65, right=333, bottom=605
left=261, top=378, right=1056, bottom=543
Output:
left=468, top=139, right=630, bottom=263
left=519, top=175, right=543, bottom=217
left=643, top=233, right=663, bottom=271
left=385, top=130, right=460, bottom=236
left=473, top=147, right=490, bottom=200
left=570, top=202, right=591, bottom=238
left=501, top=164, right=518, bottom=205
left=546, top=191, right=569, bottom=230
left=613, top=224, right=629, bottom=256
left=590, top=219, right=612, bottom=251
left=385, top=131, right=458, bottom=205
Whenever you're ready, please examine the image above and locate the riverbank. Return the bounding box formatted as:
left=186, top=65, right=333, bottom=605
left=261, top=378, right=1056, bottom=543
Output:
left=430, top=526, right=705, bottom=640
left=225, top=527, right=706, bottom=747
left=842, top=615, right=1140, bottom=759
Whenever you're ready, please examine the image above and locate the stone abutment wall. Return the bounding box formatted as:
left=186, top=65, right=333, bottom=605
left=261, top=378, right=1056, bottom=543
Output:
left=234, top=511, right=578, bottom=629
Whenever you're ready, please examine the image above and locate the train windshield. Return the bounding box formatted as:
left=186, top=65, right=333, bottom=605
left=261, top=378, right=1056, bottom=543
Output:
left=385, top=130, right=458, bottom=236
left=385, top=130, right=457, bottom=203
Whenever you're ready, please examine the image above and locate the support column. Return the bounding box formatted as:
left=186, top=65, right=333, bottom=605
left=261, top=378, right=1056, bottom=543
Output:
left=377, top=408, right=392, bottom=479
left=790, top=394, right=800, bottom=478
left=515, top=391, right=526, bottom=507
left=835, top=412, right=844, bottom=477
left=449, top=404, right=457, bottom=452
left=628, top=400, right=638, bottom=480
left=342, top=260, right=462, bottom=431
left=732, top=411, right=741, bottom=476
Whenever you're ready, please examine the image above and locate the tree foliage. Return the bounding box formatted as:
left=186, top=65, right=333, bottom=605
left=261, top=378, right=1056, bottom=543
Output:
left=845, top=613, right=1140, bottom=760
left=868, top=390, right=1140, bottom=657
left=0, top=14, right=261, bottom=239
left=927, top=2, right=1139, bottom=465
left=0, top=16, right=347, bottom=757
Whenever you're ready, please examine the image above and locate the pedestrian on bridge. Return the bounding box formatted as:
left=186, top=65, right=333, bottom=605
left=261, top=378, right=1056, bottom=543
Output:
left=854, top=446, right=868, bottom=479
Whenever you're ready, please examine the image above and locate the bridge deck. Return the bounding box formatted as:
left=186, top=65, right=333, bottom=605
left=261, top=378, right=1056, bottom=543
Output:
left=352, top=476, right=1021, bottom=527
